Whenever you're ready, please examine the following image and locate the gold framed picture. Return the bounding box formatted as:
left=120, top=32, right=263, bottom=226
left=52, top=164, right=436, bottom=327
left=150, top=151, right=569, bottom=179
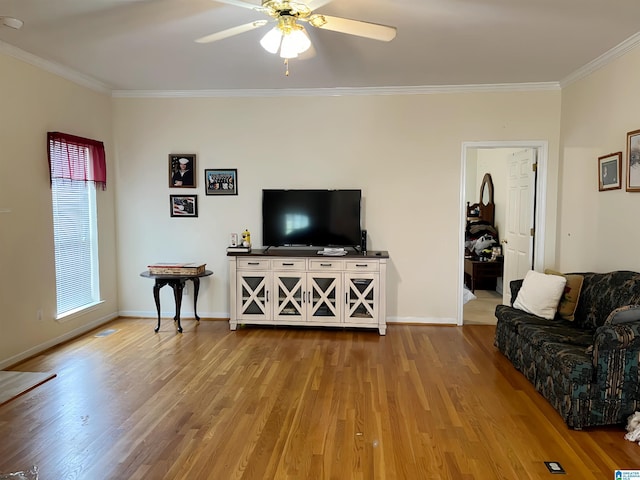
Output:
left=626, top=130, right=640, bottom=192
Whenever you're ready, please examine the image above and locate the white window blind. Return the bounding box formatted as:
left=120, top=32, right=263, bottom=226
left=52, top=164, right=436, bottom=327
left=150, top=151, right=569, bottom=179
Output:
left=50, top=156, right=100, bottom=317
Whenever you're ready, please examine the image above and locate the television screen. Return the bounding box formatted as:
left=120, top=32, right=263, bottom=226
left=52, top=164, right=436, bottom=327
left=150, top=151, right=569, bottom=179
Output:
left=262, top=189, right=361, bottom=247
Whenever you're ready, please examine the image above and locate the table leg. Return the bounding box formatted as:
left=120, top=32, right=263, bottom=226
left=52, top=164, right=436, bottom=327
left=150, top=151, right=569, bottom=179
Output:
left=153, top=280, right=163, bottom=333
left=172, top=279, right=185, bottom=333
left=192, top=277, right=201, bottom=321
left=465, top=273, right=475, bottom=293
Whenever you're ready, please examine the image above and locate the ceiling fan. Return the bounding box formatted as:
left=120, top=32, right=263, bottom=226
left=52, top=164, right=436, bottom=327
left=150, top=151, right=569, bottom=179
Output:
left=196, top=0, right=397, bottom=74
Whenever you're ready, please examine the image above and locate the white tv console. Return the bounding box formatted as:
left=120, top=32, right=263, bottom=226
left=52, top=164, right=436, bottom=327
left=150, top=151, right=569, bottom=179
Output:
left=228, top=249, right=388, bottom=335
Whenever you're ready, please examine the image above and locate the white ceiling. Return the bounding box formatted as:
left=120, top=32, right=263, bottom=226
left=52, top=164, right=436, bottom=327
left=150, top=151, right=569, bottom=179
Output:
left=1, top=0, right=640, bottom=92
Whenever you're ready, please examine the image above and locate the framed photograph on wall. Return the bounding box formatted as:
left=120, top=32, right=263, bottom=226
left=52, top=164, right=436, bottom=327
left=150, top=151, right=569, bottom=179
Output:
left=170, top=195, right=198, bottom=217
left=598, top=152, right=622, bottom=191
left=169, top=154, right=196, bottom=188
left=205, top=168, right=238, bottom=195
left=627, top=129, right=640, bottom=192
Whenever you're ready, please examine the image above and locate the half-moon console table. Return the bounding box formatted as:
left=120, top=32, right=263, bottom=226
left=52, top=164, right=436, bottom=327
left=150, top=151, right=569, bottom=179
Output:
left=140, top=270, right=213, bottom=333
left=227, top=249, right=388, bottom=335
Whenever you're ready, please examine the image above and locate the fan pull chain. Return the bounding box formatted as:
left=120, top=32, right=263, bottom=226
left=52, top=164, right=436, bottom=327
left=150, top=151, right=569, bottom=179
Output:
left=284, top=58, right=290, bottom=76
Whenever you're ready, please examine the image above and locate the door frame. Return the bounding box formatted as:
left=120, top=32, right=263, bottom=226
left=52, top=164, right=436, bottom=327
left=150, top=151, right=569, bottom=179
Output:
left=458, top=141, right=548, bottom=326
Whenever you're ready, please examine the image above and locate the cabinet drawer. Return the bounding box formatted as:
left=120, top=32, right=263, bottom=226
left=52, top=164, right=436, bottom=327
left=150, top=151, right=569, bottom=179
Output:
left=309, top=259, right=344, bottom=270
left=237, top=258, right=270, bottom=270
left=271, top=258, right=306, bottom=270
left=345, top=260, right=379, bottom=272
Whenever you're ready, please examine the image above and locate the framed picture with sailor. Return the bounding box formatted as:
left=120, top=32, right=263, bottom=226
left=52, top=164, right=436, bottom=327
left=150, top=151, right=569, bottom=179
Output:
left=169, top=154, right=196, bottom=188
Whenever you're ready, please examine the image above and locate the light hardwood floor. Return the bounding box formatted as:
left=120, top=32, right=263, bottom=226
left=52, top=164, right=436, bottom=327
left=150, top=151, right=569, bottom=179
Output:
left=0, top=318, right=638, bottom=479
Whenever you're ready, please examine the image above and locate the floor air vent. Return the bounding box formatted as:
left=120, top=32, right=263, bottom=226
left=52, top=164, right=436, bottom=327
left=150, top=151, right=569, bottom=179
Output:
left=94, top=329, right=119, bottom=338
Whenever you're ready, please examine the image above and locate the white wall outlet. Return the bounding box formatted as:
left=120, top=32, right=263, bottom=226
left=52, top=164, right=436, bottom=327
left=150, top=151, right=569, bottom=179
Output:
left=37, top=309, right=43, bottom=321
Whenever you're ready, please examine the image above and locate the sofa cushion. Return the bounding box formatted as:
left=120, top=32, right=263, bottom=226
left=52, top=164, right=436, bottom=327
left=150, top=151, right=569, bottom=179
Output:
left=544, top=269, right=584, bottom=321
left=513, top=270, right=567, bottom=320
left=604, top=305, right=640, bottom=325
left=518, top=322, right=594, bottom=351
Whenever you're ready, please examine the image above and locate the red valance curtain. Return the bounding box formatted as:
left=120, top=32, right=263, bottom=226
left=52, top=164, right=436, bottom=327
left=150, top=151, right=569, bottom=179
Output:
left=48, top=131, right=107, bottom=190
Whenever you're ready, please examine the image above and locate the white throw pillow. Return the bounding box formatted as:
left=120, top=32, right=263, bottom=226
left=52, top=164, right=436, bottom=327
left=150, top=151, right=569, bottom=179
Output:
left=513, top=270, right=567, bottom=320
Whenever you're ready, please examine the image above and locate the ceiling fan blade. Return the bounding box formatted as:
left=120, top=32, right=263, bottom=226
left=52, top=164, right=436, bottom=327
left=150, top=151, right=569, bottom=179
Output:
left=307, top=0, right=333, bottom=11
left=212, top=0, right=263, bottom=11
left=195, top=20, right=268, bottom=43
left=310, top=14, right=396, bottom=42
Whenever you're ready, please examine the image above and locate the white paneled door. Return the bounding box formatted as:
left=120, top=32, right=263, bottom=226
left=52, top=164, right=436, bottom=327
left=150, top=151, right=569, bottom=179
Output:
left=502, top=148, right=537, bottom=305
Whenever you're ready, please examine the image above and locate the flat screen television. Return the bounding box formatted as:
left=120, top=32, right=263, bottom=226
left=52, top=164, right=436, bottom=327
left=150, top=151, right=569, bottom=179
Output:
left=262, top=189, right=361, bottom=248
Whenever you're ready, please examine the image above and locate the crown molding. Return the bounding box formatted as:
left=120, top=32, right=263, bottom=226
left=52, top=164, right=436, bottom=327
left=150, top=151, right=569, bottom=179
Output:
left=111, top=82, right=560, bottom=98
left=7, top=31, right=640, bottom=97
left=560, top=31, right=640, bottom=88
left=0, top=42, right=558, bottom=97
left=0, top=40, right=112, bottom=94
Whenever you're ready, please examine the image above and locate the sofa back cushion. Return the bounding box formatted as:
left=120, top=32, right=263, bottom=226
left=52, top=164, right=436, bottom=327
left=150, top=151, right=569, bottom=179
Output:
left=572, top=271, right=640, bottom=329
left=544, top=269, right=584, bottom=321
left=513, top=270, right=567, bottom=320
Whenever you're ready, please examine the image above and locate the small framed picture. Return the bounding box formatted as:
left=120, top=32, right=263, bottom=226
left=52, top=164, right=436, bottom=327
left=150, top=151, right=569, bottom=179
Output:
left=169, top=154, right=196, bottom=188
left=170, top=195, right=198, bottom=217
left=627, top=129, right=640, bottom=192
left=598, top=152, right=622, bottom=191
left=205, top=169, right=238, bottom=196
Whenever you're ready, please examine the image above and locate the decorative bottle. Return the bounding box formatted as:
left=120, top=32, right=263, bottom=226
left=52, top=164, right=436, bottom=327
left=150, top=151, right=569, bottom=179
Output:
left=242, top=228, right=251, bottom=247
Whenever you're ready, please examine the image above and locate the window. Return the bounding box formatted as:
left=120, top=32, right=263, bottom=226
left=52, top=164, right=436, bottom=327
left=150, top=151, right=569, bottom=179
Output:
left=51, top=177, right=99, bottom=316
left=48, top=132, right=106, bottom=318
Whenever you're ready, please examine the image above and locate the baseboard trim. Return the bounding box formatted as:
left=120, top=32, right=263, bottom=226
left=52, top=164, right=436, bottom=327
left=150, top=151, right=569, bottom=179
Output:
left=0, top=312, right=118, bottom=370
left=118, top=310, right=231, bottom=319
left=387, top=316, right=457, bottom=325
left=120, top=312, right=458, bottom=326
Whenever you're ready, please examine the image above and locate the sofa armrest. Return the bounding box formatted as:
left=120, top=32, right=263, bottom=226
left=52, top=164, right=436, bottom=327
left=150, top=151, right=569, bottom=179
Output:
left=593, top=322, right=640, bottom=353
left=509, top=279, right=524, bottom=306
left=591, top=322, right=640, bottom=402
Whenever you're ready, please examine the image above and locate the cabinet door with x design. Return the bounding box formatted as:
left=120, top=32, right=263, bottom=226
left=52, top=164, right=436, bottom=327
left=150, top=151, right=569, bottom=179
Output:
left=237, top=270, right=271, bottom=321
left=273, top=272, right=342, bottom=323
left=273, top=272, right=305, bottom=321
left=307, top=272, right=342, bottom=322
left=345, top=273, right=378, bottom=325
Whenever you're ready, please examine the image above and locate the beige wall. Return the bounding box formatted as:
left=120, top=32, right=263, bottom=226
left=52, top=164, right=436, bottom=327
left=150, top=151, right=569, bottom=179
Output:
left=114, top=91, right=561, bottom=324
left=0, top=53, right=117, bottom=368
left=6, top=35, right=640, bottom=365
left=558, top=46, right=640, bottom=273
left=8, top=42, right=599, bottom=366
left=4, top=35, right=640, bottom=366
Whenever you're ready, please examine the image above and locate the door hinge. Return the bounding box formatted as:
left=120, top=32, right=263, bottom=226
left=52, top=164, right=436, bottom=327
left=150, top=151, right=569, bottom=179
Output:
left=532, top=163, right=538, bottom=172
left=530, top=228, right=535, bottom=236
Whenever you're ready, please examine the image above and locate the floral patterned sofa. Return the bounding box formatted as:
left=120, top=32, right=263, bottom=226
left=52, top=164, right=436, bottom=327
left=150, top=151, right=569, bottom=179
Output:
left=494, top=270, right=640, bottom=429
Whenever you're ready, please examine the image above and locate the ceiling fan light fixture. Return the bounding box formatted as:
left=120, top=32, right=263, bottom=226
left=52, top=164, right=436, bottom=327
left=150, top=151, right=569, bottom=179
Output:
left=260, top=16, right=311, bottom=59
left=279, top=37, right=299, bottom=59
left=279, top=27, right=310, bottom=58
left=260, top=26, right=282, bottom=54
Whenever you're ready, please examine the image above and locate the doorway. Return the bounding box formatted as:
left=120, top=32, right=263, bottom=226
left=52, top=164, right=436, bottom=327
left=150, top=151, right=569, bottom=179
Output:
left=458, top=141, right=548, bottom=326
